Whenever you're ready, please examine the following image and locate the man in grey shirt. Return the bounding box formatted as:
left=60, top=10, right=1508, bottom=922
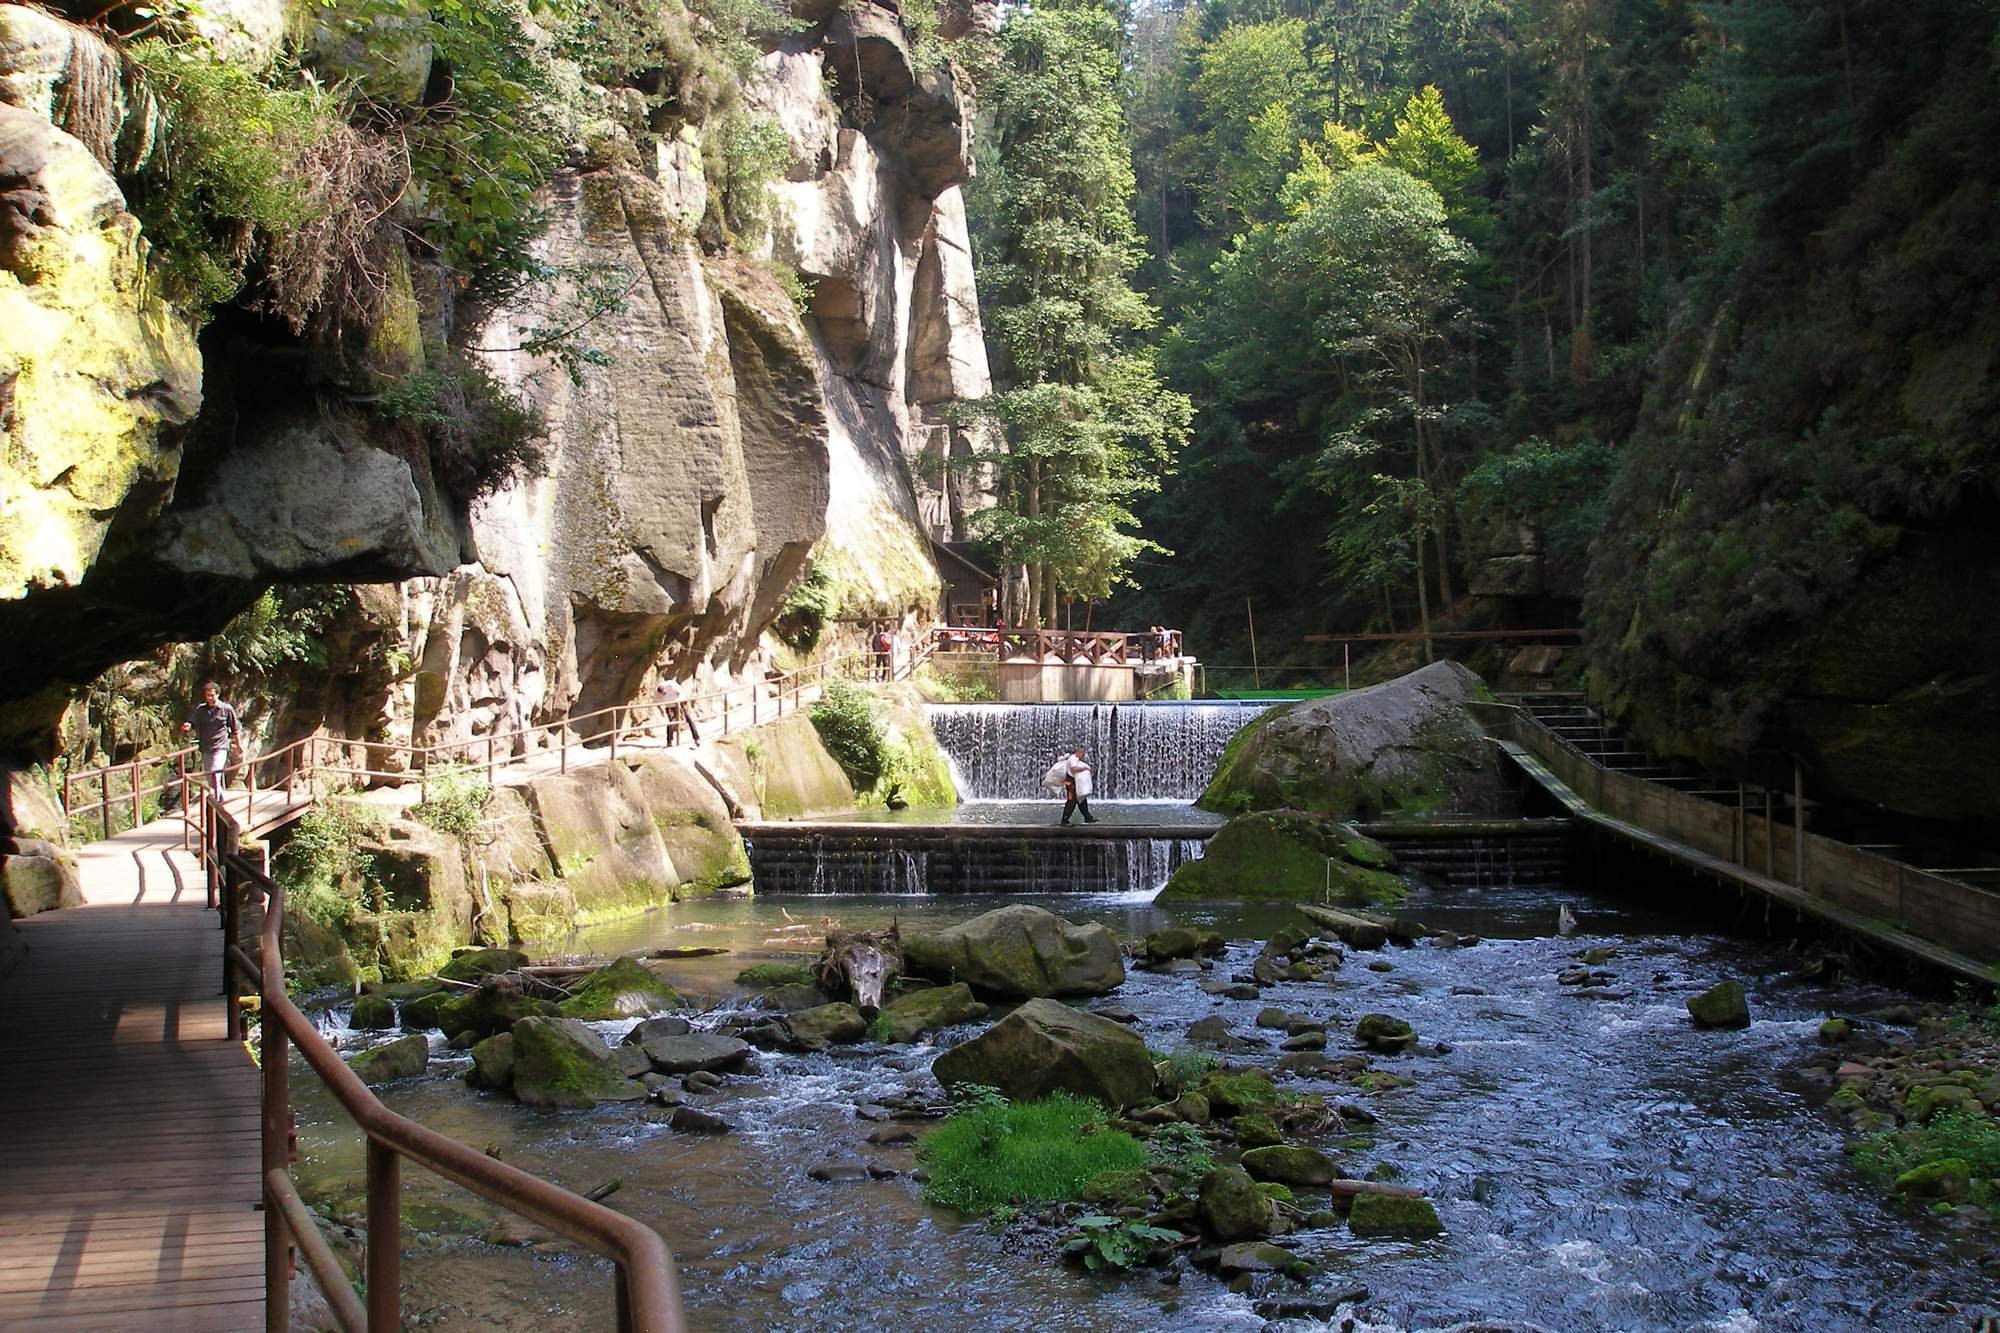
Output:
left=182, top=679, right=243, bottom=804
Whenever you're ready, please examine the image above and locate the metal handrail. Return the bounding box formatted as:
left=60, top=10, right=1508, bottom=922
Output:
left=203, top=800, right=685, bottom=1332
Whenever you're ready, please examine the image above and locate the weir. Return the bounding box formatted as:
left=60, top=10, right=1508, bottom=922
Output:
left=739, top=822, right=1209, bottom=895
left=926, top=700, right=1276, bottom=801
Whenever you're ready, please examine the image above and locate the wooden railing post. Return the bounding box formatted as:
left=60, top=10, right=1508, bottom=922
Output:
left=262, top=912, right=292, bottom=1333
left=611, top=707, right=620, bottom=762
left=488, top=734, right=496, bottom=787
left=246, top=749, right=257, bottom=826
left=101, top=769, right=112, bottom=840
left=367, top=1140, right=402, bottom=1330
left=129, top=758, right=142, bottom=828
left=560, top=723, right=569, bottom=775
left=179, top=754, right=190, bottom=851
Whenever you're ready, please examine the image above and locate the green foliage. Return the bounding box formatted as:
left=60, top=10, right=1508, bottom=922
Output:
left=410, top=765, right=491, bottom=840
left=374, top=349, right=549, bottom=501
left=1458, top=438, right=1615, bottom=569
left=706, top=109, right=790, bottom=245
left=1161, top=1048, right=1218, bottom=1089
left=774, top=565, right=837, bottom=652
left=278, top=801, right=384, bottom=931
left=916, top=1090, right=1150, bottom=1216
left=1853, top=1109, right=2000, bottom=1210
left=198, top=588, right=351, bottom=681
left=808, top=679, right=889, bottom=786
left=1065, top=1214, right=1183, bottom=1271
left=1145, top=1121, right=1213, bottom=1179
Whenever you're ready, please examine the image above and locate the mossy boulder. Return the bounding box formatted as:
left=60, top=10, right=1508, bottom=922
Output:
left=1905, top=1083, right=1978, bottom=1123
left=555, top=956, right=682, bottom=1020
left=903, top=904, right=1124, bottom=998
left=466, top=1033, right=515, bottom=1090
left=400, top=990, right=453, bottom=1032
left=876, top=982, right=987, bottom=1043
left=1157, top=811, right=1405, bottom=905
left=1818, top=1017, right=1851, bottom=1045
left=1687, top=981, right=1751, bottom=1030
left=1348, top=1191, right=1443, bottom=1237
left=1355, top=1014, right=1418, bottom=1053
left=784, top=1002, right=867, bottom=1051
left=350, top=994, right=396, bottom=1030
left=1200, top=662, right=1505, bottom=818
left=439, top=948, right=529, bottom=982
left=439, top=986, right=558, bottom=1042
left=931, top=997, right=1156, bottom=1109
left=1241, top=1145, right=1337, bottom=1187
left=1196, top=1165, right=1277, bottom=1241
left=1195, top=1069, right=1278, bottom=1117
left=1895, top=1158, right=1972, bottom=1199
left=509, top=1016, right=647, bottom=1109
left=737, top=962, right=814, bottom=989
left=1233, top=1112, right=1283, bottom=1149
left=346, top=1033, right=429, bottom=1085
left=1138, top=927, right=1225, bottom=963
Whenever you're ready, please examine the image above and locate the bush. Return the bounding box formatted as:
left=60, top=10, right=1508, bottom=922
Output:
left=1854, top=1107, right=2000, bottom=1208
left=809, top=679, right=889, bottom=786
left=774, top=565, right=836, bottom=652
left=916, top=1090, right=1149, bottom=1216
left=277, top=801, right=384, bottom=931
left=1145, top=1121, right=1213, bottom=1179
left=375, top=350, right=549, bottom=501
left=411, top=765, right=491, bottom=840
left=706, top=108, right=790, bottom=244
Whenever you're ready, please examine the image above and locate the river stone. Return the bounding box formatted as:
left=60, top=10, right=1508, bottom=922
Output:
left=1347, top=1192, right=1443, bottom=1237
left=350, top=994, right=396, bottom=1030
left=1196, top=1069, right=1278, bottom=1116
left=1089, top=1002, right=1140, bottom=1024
left=1217, top=1242, right=1299, bottom=1277
left=400, top=990, right=452, bottom=1031
left=346, top=1033, right=429, bottom=1084
left=1198, top=661, right=1505, bottom=819
left=1906, top=1083, right=1978, bottom=1123
left=1273, top=1053, right=1343, bottom=1080
left=613, top=1044, right=653, bottom=1078
left=785, top=1002, right=868, bottom=1051
left=467, top=1033, right=515, bottom=1090
left=1158, top=811, right=1407, bottom=905
left=1140, top=927, right=1223, bottom=962
left=877, top=982, right=987, bottom=1043
left=556, top=956, right=683, bottom=1020
left=1241, top=1145, right=1337, bottom=1187
left=809, top=1159, right=871, bottom=1182
left=931, top=997, right=1155, bottom=1109
left=1233, top=1112, right=1281, bottom=1148
left=1355, top=1014, right=1417, bottom=1053
left=439, top=987, right=559, bottom=1042
left=755, top=982, right=842, bottom=1012
left=670, top=1106, right=733, bottom=1134
left=1819, top=1018, right=1851, bottom=1045
left=903, top=905, right=1124, bottom=997
left=1188, top=1015, right=1264, bottom=1051
left=1197, top=1166, right=1276, bottom=1241
left=509, top=1017, right=647, bottom=1109
left=625, top=1015, right=692, bottom=1043
left=631, top=1029, right=753, bottom=1075
left=1896, top=1158, right=1971, bottom=1198
left=1687, top=981, right=1751, bottom=1029
left=1281, top=1031, right=1327, bottom=1052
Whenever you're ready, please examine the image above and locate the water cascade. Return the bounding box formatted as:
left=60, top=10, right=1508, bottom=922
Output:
left=927, top=700, right=1276, bottom=801
left=744, top=828, right=1207, bottom=895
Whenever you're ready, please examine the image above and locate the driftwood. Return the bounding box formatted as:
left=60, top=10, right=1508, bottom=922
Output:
left=1295, top=903, right=1429, bottom=948
left=582, top=1178, right=623, bottom=1203
left=814, top=925, right=903, bottom=1015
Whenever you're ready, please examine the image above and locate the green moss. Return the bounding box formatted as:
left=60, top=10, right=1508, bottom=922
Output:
left=1195, top=1070, right=1278, bottom=1116
left=1348, top=1191, right=1443, bottom=1237
left=736, top=962, right=813, bottom=988
left=556, top=956, right=682, bottom=1019
left=1255, top=1181, right=1296, bottom=1203
left=1158, top=811, right=1407, bottom=905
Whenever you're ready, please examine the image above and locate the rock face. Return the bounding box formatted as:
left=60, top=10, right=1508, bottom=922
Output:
left=1201, top=662, right=1506, bottom=819
left=903, top=904, right=1125, bottom=998
left=0, top=836, right=80, bottom=917
left=930, top=996, right=1155, bottom=1108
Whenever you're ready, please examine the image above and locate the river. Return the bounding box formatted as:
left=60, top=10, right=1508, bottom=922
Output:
left=295, top=877, right=2000, bottom=1331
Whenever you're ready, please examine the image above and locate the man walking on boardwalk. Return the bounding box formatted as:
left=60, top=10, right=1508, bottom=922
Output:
left=181, top=679, right=243, bottom=804
left=1044, top=747, right=1097, bottom=826
left=652, top=677, right=700, bottom=745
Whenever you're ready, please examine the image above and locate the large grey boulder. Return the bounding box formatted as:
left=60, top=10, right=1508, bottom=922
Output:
left=903, top=904, right=1124, bottom=998
left=930, top=997, right=1154, bottom=1109
left=509, top=1017, right=646, bottom=1109
left=1201, top=661, right=1506, bottom=819
left=346, top=1033, right=429, bottom=1085
left=624, top=1024, right=752, bottom=1075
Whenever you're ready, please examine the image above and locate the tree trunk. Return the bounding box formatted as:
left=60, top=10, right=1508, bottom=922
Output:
left=1025, top=459, right=1043, bottom=629
left=1414, top=533, right=1434, bottom=665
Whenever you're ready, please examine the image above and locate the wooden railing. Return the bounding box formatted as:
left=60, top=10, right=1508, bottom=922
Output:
left=200, top=797, right=686, bottom=1331
left=924, top=625, right=1184, bottom=666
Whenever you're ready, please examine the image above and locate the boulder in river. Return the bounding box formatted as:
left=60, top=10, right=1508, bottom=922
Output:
left=902, top=904, right=1124, bottom=998
left=555, top=956, right=683, bottom=1020
left=510, top=1017, right=648, bottom=1109
left=1347, top=1191, right=1443, bottom=1237
left=1138, top=927, right=1225, bottom=964
left=931, top=997, right=1154, bottom=1108
left=876, top=982, right=987, bottom=1043
left=438, top=984, right=558, bottom=1042
left=1157, top=811, right=1405, bottom=905
left=350, top=994, right=396, bottom=1030
left=1199, top=660, right=1506, bottom=819
left=1241, top=1145, right=1337, bottom=1187
left=625, top=1025, right=753, bottom=1075
left=1354, top=1014, right=1418, bottom=1053
left=1196, top=1165, right=1277, bottom=1241
left=439, top=947, right=529, bottom=982
left=346, top=1033, right=429, bottom=1084
left=466, top=1033, right=516, bottom=1090
left=1687, top=981, right=1751, bottom=1030
left=784, top=1002, right=868, bottom=1051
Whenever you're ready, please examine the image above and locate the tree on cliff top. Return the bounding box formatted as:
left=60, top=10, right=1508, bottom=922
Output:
left=966, top=0, right=1191, bottom=626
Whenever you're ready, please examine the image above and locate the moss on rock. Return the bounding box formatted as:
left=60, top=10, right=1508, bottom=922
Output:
left=509, top=1016, right=648, bottom=1109
left=556, top=956, right=682, bottom=1020
left=1157, top=811, right=1406, bottom=905
left=1348, top=1191, right=1443, bottom=1237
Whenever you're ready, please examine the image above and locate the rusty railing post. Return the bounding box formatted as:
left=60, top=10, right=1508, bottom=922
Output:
left=246, top=749, right=257, bottom=827
left=560, top=721, right=569, bottom=775
left=179, top=754, right=190, bottom=851
left=367, top=1141, right=402, bottom=1330
left=611, top=707, right=620, bottom=762
left=102, top=769, right=112, bottom=840
left=263, top=915, right=292, bottom=1333
left=129, top=758, right=142, bottom=828
left=221, top=820, right=241, bottom=1025
left=488, top=734, right=496, bottom=788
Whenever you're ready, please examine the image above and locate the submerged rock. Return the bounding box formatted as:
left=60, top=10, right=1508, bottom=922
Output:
left=902, top=904, right=1124, bottom=998
left=931, top=997, right=1154, bottom=1108
left=347, top=1033, right=429, bottom=1084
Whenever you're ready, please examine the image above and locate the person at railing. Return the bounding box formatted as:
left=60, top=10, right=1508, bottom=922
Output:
left=181, top=678, right=244, bottom=803
left=651, top=677, right=700, bottom=745
left=872, top=625, right=896, bottom=681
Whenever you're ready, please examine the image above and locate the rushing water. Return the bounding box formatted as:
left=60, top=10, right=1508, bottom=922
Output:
left=927, top=702, right=1276, bottom=801
left=297, top=881, right=2000, bottom=1332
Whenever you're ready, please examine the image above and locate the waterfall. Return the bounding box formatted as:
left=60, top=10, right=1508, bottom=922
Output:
left=927, top=701, right=1276, bottom=802
left=744, top=831, right=1208, bottom=895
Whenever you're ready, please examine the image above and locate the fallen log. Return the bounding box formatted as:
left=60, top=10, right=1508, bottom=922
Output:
left=582, top=1178, right=623, bottom=1203
left=1295, top=904, right=1389, bottom=950
left=648, top=946, right=730, bottom=959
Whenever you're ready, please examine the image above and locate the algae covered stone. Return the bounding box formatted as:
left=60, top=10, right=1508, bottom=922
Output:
left=1895, top=1158, right=1971, bottom=1199
left=439, top=948, right=529, bottom=982
left=509, top=1017, right=647, bottom=1109
left=1196, top=1165, right=1276, bottom=1241
left=784, top=1002, right=867, bottom=1051
left=1355, top=1013, right=1418, bottom=1053
left=439, top=987, right=558, bottom=1042
left=1687, top=981, right=1751, bottom=1030
left=1157, top=811, right=1406, bottom=905
left=931, top=997, right=1155, bottom=1109
left=347, top=1033, right=429, bottom=1084
left=556, top=956, right=682, bottom=1020
left=1348, top=1191, right=1443, bottom=1237
left=1240, top=1145, right=1337, bottom=1187
left=903, top=904, right=1124, bottom=998
left=876, top=982, right=987, bottom=1043
left=466, top=1033, right=516, bottom=1090
left=1195, top=1069, right=1277, bottom=1117
left=350, top=994, right=396, bottom=1030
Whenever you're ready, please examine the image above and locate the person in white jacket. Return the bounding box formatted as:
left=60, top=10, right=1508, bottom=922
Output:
left=1043, top=747, right=1097, bottom=826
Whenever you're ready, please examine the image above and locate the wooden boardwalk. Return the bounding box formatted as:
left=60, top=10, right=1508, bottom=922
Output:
left=0, top=820, right=263, bottom=1330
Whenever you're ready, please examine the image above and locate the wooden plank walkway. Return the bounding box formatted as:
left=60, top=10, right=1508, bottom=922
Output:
left=0, top=818, right=263, bottom=1329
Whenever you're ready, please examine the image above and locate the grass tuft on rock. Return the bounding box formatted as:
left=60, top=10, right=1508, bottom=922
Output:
left=917, top=1090, right=1149, bottom=1216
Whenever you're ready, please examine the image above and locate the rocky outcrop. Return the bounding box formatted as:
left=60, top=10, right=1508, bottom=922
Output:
left=1201, top=661, right=1507, bottom=819
left=1157, top=812, right=1404, bottom=906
